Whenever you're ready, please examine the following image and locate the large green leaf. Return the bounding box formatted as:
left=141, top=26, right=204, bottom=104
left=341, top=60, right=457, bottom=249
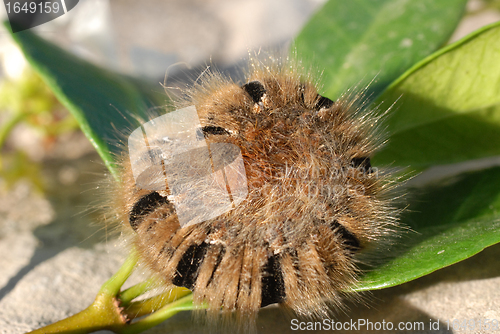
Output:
left=294, top=0, right=467, bottom=100
left=374, top=21, right=500, bottom=167
left=357, top=166, right=500, bottom=291
left=6, top=22, right=167, bottom=177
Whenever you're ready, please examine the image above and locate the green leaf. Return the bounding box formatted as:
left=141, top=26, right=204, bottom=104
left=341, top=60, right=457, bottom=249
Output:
left=357, top=166, right=500, bottom=291
left=294, top=0, right=467, bottom=100
left=374, top=21, right=500, bottom=167
left=6, top=22, right=167, bottom=177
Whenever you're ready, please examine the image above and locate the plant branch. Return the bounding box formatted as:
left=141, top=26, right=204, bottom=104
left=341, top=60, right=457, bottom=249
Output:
left=26, top=250, right=138, bottom=334
left=119, top=278, right=158, bottom=305
left=119, top=294, right=196, bottom=334
left=124, top=287, right=192, bottom=319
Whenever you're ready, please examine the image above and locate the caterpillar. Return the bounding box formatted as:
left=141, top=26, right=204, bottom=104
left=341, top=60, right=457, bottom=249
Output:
left=112, top=56, right=400, bottom=330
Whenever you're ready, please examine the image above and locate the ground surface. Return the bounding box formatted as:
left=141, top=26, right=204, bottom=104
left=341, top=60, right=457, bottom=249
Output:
left=0, top=0, right=500, bottom=333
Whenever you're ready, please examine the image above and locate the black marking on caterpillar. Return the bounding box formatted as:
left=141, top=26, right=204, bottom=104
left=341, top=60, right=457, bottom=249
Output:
left=260, top=253, right=286, bottom=307
left=172, top=242, right=209, bottom=290
left=129, top=191, right=171, bottom=231
left=201, top=126, right=230, bottom=136
left=315, top=95, right=334, bottom=110
left=242, top=80, right=267, bottom=103
left=330, top=220, right=361, bottom=251
left=351, top=157, right=372, bottom=173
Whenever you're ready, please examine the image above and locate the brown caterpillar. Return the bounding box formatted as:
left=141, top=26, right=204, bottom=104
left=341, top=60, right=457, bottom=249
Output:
left=113, top=57, right=399, bottom=329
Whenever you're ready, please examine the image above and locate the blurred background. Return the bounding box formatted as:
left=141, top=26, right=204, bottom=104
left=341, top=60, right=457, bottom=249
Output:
left=0, top=0, right=500, bottom=333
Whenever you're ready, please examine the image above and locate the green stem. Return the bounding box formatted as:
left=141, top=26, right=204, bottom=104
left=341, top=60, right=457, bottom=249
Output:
left=124, top=288, right=192, bottom=318
left=120, top=294, right=196, bottom=334
left=99, top=248, right=139, bottom=296
left=26, top=248, right=198, bottom=334
left=26, top=250, right=139, bottom=334
left=119, top=278, right=158, bottom=305
left=26, top=292, right=127, bottom=334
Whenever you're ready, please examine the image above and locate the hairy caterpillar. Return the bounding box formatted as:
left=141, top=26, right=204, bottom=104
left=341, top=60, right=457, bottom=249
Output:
left=112, top=57, right=400, bottom=329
